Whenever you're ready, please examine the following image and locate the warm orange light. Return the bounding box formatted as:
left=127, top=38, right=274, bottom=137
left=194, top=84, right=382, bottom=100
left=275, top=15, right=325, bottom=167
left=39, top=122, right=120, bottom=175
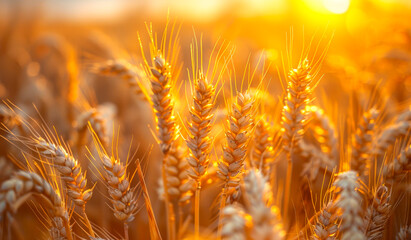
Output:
left=324, top=0, right=350, bottom=14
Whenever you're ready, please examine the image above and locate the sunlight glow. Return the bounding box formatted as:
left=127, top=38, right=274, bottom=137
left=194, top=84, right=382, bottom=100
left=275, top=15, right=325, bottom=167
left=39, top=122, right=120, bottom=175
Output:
left=324, top=0, right=350, bottom=14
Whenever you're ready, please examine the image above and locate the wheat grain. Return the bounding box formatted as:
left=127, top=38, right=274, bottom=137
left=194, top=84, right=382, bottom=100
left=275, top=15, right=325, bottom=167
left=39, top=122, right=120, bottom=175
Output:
left=351, top=108, right=379, bottom=178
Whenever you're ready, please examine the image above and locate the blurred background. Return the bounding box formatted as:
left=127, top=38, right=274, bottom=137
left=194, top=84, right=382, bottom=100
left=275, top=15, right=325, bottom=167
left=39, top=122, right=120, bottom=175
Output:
left=1, top=0, right=411, bottom=239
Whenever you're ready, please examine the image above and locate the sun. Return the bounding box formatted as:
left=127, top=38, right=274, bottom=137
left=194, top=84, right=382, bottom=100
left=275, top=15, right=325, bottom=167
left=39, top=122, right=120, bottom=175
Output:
left=324, top=0, right=350, bottom=14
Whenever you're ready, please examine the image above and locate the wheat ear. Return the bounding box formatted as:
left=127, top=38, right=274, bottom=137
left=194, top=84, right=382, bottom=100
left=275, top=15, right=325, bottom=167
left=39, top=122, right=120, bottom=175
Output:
left=100, top=154, right=138, bottom=240
left=0, top=171, right=72, bottom=240
left=221, top=204, right=247, bottom=240
left=186, top=72, right=215, bottom=238
left=242, top=169, right=285, bottom=240
left=332, top=171, right=366, bottom=240
left=351, top=108, right=379, bottom=178
left=218, top=92, right=255, bottom=203
left=382, top=144, right=411, bottom=184
left=299, top=140, right=336, bottom=181
left=309, top=106, right=338, bottom=160
left=281, top=59, right=315, bottom=216
left=364, top=185, right=391, bottom=240
left=374, top=107, right=411, bottom=155
left=75, top=107, right=109, bottom=150
left=96, top=59, right=149, bottom=101
left=311, top=202, right=338, bottom=240
left=251, top=118, right=275, bottom=177
left=0, top=104, right=22, bottom=130
left=396, top=225, right=411, bottom=240
left=33, top=137, right=94, bottom=237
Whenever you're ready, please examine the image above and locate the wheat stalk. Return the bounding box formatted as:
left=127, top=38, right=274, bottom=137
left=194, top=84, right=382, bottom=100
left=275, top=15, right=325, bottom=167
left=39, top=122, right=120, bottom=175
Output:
left=351, top=108, right=379, bottom=178
left=281, top=59, right=316, bottom=217
left=332, top=171, right=366, bottom=240
left=364, top=185, right=391, bottom=240
left=0, top=171, right=72, bottom=240
left=186, top=72, right=216, bottom=239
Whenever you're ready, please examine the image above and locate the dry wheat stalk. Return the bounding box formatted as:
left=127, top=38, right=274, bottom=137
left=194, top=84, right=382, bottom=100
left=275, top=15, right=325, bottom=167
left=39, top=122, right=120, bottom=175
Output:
left=186, top=72, right=216, bottom=239
left=281, top=59, right=316, bottom=216
left=311, top=202, right=338, bottom=240
left=332, top=171, right=366, bottom=240
left=396, top=225, right=411, bottom=240
left=242, top=169, right=285, bottom=240
left=382, top=144, right=411, bottom=183
left=100, top=154, right=138, bottom=223
left=251, top=118, right=275, bottom=176
left=0, top=171, right=72, bottom=240
left=218, top=92, right=255, bottom=204
left=96, top=59, right=148, bottom=101
left=364, top=185, right=391, bottom=240
left=33, top=137, right=92, bottom=207
left=351, top=108, right=379, bottom=178
left=308, top=106, right=338, bottom=160
left=221, top=204, right=247, bottom=240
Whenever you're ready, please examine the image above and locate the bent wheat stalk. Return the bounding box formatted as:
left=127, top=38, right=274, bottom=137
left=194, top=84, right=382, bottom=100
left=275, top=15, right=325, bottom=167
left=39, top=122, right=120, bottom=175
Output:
left=0, top=171, right=73, bottom=240
left=281, top=59, right=316, bottom=217
left=32, top=137, right=94, bottom=237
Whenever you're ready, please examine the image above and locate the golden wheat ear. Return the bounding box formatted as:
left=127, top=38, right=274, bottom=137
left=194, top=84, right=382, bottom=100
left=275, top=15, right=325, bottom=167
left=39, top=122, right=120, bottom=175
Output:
left=94, top=59, right=150, bottom=102
left=351, top=107, right=379, bottom=179
left=251, top=117, right=275, bottom=177
left=310, top=201, right=338, bottom=240
left=382, top=144, right=411, bottom=185
left=364, top=185, right=391, bottom=240
left=332, top=171, right=366, bottom=240
left=241, top=169, right=285, bottom=240
left=0, top=171, right=73, bottom=240
left=396, top=225, right=411, bottom=240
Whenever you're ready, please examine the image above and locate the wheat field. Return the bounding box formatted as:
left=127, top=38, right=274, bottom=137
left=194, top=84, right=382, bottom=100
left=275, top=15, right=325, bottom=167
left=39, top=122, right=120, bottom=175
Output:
left=0, top=1, right=411, bottom=240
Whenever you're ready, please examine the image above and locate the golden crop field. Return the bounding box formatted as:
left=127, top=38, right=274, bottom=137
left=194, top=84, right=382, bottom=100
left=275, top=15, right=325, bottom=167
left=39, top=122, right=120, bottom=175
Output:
left=0, top=0, right=410, bottom=239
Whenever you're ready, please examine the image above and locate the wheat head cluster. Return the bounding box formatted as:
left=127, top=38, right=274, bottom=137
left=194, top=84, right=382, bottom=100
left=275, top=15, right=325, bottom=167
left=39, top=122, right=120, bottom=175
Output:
left=0, top=19, right=410, bottom=240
